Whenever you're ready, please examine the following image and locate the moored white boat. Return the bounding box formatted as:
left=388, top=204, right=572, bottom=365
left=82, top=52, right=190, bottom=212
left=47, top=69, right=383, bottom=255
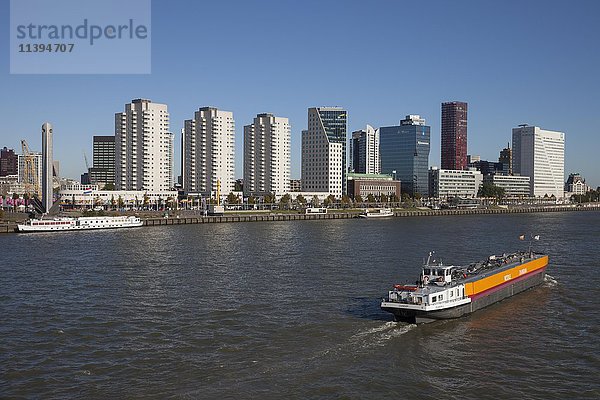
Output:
left=359, top=208, right=394, bottom=218
left=16, top=216, right=143, bottom=232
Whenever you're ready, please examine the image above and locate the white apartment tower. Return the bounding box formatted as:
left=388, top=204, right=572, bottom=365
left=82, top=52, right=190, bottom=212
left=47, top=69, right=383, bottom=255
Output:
left=302, top=107, right=347, bottom=197
left=183, top=107, right=235, bottom=196
left=350, top=124, right=380, bottom=174
left=115, top=99, right=173, bottom=191
left=243, top=113, right=291, bottom=197
left=512, top=125, right=565, bottom=198
left=41, top=122, right=53, bottom=213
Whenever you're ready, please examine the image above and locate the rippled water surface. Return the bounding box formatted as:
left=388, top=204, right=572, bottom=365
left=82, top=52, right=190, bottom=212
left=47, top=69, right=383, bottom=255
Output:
left=1, top=212, right=599, bottom=399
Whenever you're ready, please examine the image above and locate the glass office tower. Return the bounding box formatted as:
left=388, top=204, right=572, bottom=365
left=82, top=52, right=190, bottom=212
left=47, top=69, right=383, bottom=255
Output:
left=380, top=115, right=430, bottom=197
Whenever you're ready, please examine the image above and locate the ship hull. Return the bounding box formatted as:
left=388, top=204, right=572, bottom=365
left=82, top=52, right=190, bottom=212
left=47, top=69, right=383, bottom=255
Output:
left=383, top=267, right=546, bottom=324
left=16, top=217, right=143, bottom=232
left=16, top=222, right=143, bottom=232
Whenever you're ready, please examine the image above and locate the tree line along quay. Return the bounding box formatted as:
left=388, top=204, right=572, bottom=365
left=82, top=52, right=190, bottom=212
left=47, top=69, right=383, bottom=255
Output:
left=2, top=203, right=600, bottom=234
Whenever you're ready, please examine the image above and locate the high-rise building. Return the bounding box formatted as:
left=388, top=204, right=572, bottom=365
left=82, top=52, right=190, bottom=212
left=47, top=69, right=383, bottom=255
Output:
left=380, top=115, right=430, bottom=197
left=441, top=101, right=468, bottom=170
left=499, top=145, right=512, bottom=175
left=18, top=152, right=42, bottom=195
left=350, top=125, right=380, bottom=174
left=115, top=99, right=173, bottom=191
left=243, top=113, right=291, bottom=197
left=301, top=107, right=347, bottom=197
left=183, top=107, right=235, bottom=196
left=512, top=124, right=565, bottom=198
left=0, top=147, right=18, bottom=177
left=89, top=135, right=115, bottom=189
left=42, top=122, right=53, bottom=212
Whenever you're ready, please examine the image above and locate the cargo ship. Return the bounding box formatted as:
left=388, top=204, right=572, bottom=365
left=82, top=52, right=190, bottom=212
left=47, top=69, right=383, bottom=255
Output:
left=381, top=250, right=548, bottom=324
left=16, top=216, right=143, bottom=232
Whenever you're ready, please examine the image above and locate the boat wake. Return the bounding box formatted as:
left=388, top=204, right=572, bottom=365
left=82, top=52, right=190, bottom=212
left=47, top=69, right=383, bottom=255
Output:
left=349, top=321, right=416, bottom=349
left=544, top=274, right=558, bottom=287
left=306, top=321, right=415, bottom=363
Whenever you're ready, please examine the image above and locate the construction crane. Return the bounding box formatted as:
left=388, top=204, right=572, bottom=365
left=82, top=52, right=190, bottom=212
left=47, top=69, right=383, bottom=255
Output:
left=21, top=139, right=40, bottom=198
left=83, top=150, right=90, bottom=170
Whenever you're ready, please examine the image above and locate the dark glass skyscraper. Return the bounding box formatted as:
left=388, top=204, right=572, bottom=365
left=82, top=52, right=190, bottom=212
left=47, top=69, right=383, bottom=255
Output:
left=89, top=135, right=115, bottom=188
left=380, top=115, right=430, bottom=197
left=441, top=101, right=468, bottom=170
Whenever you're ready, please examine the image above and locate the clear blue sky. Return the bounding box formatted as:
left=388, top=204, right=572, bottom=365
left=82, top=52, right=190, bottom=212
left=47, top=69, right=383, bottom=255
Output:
left=1, top=0, right=599, bottom=187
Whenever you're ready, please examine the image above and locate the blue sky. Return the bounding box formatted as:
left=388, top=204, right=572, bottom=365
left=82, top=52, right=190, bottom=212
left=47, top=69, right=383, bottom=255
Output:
left=1, top=0, right=599, bottom=187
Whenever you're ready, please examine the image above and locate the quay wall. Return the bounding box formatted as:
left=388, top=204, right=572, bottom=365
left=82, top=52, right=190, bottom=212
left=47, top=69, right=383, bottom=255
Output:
left=142, top=205, right=600, bottom=227
left=2, top=206, right=599, bottom=233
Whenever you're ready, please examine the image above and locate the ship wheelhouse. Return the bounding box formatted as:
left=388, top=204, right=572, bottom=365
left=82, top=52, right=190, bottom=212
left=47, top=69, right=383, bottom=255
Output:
left=422, top=265, right=453, bottom=285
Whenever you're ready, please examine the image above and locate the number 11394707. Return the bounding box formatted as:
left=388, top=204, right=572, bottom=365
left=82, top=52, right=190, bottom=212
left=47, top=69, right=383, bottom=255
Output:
left=18, top=43, right=75, bottom=53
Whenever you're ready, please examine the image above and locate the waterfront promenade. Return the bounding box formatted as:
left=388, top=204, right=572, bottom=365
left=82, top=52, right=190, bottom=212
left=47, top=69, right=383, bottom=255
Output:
left=2, top=204, right=599, bottom=233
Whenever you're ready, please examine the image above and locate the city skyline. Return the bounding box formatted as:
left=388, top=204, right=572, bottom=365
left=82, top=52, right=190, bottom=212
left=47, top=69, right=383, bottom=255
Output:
left=1, top=1, right=599, bottom=187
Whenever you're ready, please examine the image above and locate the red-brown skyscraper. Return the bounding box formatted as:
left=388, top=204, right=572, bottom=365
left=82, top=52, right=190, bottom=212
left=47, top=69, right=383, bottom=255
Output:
left=441, top=101, right=468, bottom=170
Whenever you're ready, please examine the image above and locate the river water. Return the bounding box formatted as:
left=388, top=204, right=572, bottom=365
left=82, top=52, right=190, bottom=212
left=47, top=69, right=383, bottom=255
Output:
left=1, top=212, right=599, bottom=399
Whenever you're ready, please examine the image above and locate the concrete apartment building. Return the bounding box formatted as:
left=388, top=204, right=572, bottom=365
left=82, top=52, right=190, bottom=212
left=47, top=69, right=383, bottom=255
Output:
left=512, top=125, right=565, bottom=198
left=301, top=107, right=347, bottom=197
left=115, top=99, right=174, bottom=192
left=243, top=113, right=291, bottom=197
left=350, top=125, right=380, bottom=175
left=183, top=107, right=235, bottom=196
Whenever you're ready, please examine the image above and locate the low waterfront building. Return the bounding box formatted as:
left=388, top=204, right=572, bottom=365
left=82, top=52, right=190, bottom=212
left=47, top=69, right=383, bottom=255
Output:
left=429, top=167, right=482, bottom=199
left=565, top=173, right=590, bottom=196
left=58, top=185, right=178, bottom=209
left=346, top=173, right=401, bottom=199
left=0, top=174, right=23, bottom=196
left=483, top=174, right=530, bottom=197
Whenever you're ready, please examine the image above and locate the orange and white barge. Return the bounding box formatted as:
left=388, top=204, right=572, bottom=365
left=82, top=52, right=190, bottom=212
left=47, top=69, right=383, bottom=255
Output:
left=381, top=251, right=548, bottom=324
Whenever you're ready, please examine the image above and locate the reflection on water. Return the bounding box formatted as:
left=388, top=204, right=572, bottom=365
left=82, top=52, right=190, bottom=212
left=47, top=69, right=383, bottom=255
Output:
left=1, top=212, right=599, bottom=399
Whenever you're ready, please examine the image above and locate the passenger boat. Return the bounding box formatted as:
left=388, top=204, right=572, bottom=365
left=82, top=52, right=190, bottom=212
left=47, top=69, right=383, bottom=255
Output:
left=16, top=216, right=143, bottom=232
left=381, top=250, right=548, bottom=323
left=359, top=208, right=394, bottom=218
